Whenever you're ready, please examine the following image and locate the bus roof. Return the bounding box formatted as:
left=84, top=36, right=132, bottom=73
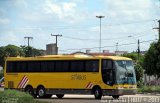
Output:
left=6, top=54, right=132, bottom=61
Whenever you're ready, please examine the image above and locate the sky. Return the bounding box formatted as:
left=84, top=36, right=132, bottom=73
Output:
left=0, top=0, right=160, bottom=54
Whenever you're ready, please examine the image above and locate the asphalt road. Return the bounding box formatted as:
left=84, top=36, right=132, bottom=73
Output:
left=36, top=94, right=160, bottom=103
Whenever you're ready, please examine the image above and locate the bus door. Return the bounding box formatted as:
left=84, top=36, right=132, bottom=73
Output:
left=102, top=59, right=115, bottom=85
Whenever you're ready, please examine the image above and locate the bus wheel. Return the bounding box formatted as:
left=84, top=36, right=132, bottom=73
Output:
left=112, top=95, right=119, bottom=99
left=25, top=86, right=34, bottom=96
left=56, top=94, right=64, bottom=99
left=93, top=88, right=102, bottom=99
left=37, top=86, right=46, bottom=98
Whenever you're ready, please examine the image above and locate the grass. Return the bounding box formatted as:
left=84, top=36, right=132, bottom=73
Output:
left=0, top=89, right=50, bottom=103
left=138, top=86, right=160, bottom=93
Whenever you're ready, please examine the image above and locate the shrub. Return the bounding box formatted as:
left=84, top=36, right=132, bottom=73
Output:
left=0, top=89, right=33, bottom=103
left=0, top=89, right=49, bottom=103
left=138, top=86, right=160, bottom=93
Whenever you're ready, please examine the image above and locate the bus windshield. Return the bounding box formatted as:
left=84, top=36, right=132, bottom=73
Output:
left=114, top=60, right=136, bottom=84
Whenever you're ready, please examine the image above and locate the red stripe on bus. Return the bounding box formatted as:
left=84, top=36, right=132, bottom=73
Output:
left=19, top=77, right=28, bottom=88
left=23, top=79, right=29, bottom=88
left=17, top=75, right=26, bottom=88
left=19, top=76, right=27, bottom=88
left=88, top=83, right=93, bottom=89
left=86, top=82, right=91, bottom=88
left=21, top=78, right=29, bottom=88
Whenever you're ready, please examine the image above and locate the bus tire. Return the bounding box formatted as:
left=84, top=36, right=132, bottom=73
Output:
left=93, top=87, right=102, bottom=99
left=56, top=94, right=64, bottom=99
left=25, top=86, right=34, bottom=96
left=37, top=86, right=46, bottom=98
left=112, top=95, right=119, bottom=99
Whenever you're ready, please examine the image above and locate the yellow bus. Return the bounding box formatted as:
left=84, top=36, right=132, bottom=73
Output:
left=4, top=54, right=137, bottom=99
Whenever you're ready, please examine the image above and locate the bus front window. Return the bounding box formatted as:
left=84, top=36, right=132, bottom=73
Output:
left=115, top=60, right=136, bottom=84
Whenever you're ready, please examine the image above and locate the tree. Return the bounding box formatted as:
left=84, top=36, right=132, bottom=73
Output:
left=122, top=53, right=144, bottom=86
left=134, top=63, right=143, bottom=87
left=4, top=45, right=24, bottom=57
left=20, top=45, right=32, bottom=57
left=0, top=47, right=5, bottom=66
left=0, top=45, right=24, bottom=67
left=0, top=45, right=44, bottom=67
left=32, top=48, right=45, bottom=56
left=143, top=42, right=160, bottom=78
left=122, top=53, right=138, bottom=61
left=20, top=45, right=44, bottom=57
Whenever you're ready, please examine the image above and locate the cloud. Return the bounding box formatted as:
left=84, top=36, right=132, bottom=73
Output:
left=62, top=2, right=76, bottom=12
left=22, top=12, right=47, bottom=22
left=0, top=32, right=20, bottom=46
left=103, top=0, right=154, bottom=21
left=0, top=8, right=10, bottom=25
left=43, top=0, right=86, bottom=23
left=89, top=26, right=99, bottom=32
left=14, top=0, right=28, bottom=8
left=0, top=0, right=158, bottom=52
left=0, top=18, right=10, bottom=25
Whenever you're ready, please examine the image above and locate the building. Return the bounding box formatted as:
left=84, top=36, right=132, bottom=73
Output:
left=46, top=43, right=57, bottom=55
left=115, top=51, right=128, bottom=55
left=87, top=52, right=114, bottom=56
left=71, top=50, right=115, bottom=56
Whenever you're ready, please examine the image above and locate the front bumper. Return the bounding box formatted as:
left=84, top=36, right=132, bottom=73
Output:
left=103, top=89, right=137, bottom=96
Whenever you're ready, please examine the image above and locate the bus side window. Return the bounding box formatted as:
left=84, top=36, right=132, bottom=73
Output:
left=28, top=61, right=35, bottom=72
left=70, top=61, right=84, bottom=72
left=7, top=62, right=12, bottom=72
left=85, top=60, right=99, bottom=72
left=7, top=61, right=16, bottom=73
left=55, top=61, right=69, bottom=72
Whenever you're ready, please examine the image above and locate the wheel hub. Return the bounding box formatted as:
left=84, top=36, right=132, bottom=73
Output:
left=39, top=89, right=44, bottom=97
left=95, top=90, right=99, bottom=96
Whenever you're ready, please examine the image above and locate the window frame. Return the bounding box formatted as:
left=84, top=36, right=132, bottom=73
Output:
left=6, top=59, right=99, bottom=73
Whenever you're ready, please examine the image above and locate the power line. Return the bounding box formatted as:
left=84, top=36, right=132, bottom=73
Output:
left=1, top=19, right=156, bottom=31
left=62, top=29, right=153, bottom=42
left=60, top=39, right=155, bottom=52
left=105, top=19, right=155, bottom=27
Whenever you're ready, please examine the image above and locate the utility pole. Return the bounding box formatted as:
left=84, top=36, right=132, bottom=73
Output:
left=51, top=34, right=62, bottom=55
left=137, top=39, right=140, bottom=60
left=24, top=36, right=33, bottom=57
left=153, top=20, right=160, bottom=42
left=96, top=16, right=105, bottom=53
left=116, top=42, right=118, bottom=55
left=128, top=36, right=141, bottom=60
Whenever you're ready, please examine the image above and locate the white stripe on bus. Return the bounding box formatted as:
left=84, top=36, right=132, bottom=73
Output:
left=18, top=76, right=27, bottom=88
left=86, top=82, right=94, bottom=89
left=23, top=80, right=29, bottom=88
left=20, top=77, right=28, bottom=88
left=17, top=75, right=26, bottom=88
